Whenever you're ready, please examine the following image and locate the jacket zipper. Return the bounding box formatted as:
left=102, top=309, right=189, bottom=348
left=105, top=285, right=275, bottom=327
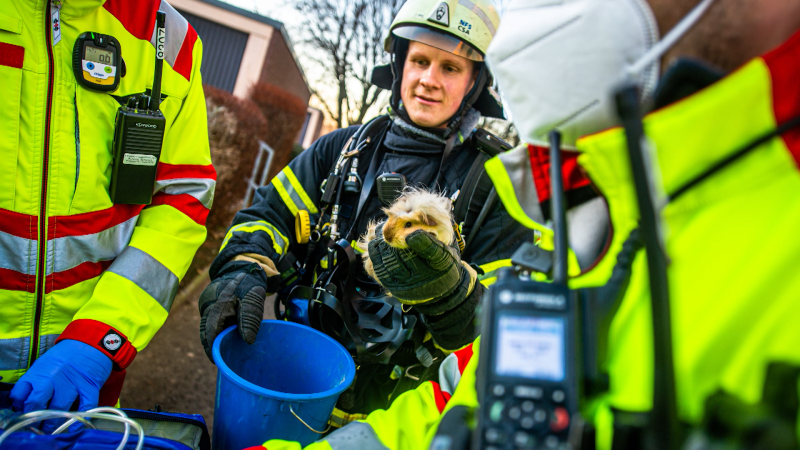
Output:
left=31, top=1, right=57, bottom=365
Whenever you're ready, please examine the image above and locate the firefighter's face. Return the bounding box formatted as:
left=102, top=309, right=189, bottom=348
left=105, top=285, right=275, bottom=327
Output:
left=401, top=41, right=477, bottom=128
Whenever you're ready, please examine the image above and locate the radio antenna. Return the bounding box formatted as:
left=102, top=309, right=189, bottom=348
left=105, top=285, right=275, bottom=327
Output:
left=549, top=130, right=569, bottom=285
left=150, top=11, right=166, bottom=112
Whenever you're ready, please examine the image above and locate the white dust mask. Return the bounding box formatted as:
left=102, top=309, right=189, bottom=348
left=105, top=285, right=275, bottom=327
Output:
left=486, top=0, right=715, bottom=149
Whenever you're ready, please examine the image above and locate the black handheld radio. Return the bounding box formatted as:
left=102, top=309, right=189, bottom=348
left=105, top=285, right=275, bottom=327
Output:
left=109, top=11, right=167, bottom=205
left=474, top=132, right=581, bottom=450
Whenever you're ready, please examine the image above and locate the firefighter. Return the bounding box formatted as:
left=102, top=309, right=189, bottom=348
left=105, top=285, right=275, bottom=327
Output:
left=198, top=0, right=529, bottom=421
left=1, top=0, right=213, bottom=421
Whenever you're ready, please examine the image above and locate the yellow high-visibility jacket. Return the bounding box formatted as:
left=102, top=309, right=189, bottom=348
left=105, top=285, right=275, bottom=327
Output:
left=256, top=28, right=800, bottom=450
left=0, top=0, right=213, bottom=401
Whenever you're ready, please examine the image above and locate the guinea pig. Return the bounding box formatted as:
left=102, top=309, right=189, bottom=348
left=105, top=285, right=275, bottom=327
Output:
left=358, top=188, right=455, bottom=282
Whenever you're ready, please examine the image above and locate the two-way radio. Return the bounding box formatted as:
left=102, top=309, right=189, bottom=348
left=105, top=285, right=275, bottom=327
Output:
left=474, top=131, right=582, bottom=450
left=109, top=11, right=167, bottom=205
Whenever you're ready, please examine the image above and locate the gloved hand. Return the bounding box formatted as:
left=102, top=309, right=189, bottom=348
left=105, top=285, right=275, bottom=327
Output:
left=368, top=229, right=474, bottom=304
left=198, top=260, right=280, bottom=361
left=10, top=340, right=112, bottom=423
left=368, top=229, right=484, bottom=350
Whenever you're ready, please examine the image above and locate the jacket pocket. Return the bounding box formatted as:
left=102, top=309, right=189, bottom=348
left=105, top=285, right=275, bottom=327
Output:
left=0, top=42, right=24, bottom=209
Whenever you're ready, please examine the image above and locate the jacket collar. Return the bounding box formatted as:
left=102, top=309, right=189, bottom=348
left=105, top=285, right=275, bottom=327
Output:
left=577, top=28, right=800, bottom=206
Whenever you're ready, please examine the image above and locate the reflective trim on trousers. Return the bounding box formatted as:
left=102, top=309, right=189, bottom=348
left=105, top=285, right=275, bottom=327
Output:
left=154, top=177, right=216, bottom=209
left=0, top=336, right=30, bottom=371
left=323, top=422, right=389, bottom=450
left=107, top=247, right=179, bottom=311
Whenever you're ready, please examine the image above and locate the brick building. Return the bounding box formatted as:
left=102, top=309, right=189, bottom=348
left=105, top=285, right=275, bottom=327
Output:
left=169, top=0, right=323, bottom=146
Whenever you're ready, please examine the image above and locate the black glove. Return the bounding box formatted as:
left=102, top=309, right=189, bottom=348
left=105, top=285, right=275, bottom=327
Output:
left=369, top=229, right=483, bottom=350
left=368, top=229, right=464, bottom=303
left=198, top=260, right=280, bottom=361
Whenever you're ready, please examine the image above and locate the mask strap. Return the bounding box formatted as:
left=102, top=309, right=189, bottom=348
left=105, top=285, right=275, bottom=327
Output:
left=626, top=0, right=716, bottom=77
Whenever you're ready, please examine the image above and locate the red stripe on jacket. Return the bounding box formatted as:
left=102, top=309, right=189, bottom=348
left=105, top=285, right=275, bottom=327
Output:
left=0, top=208, right=37, bottom=239
left=454, top=343, right=474, bottom=374
left=528, top=145, right=592, bottom=203
left=156, top=162, right=217, bottom=181
left=103, top=0, right=160, bottom=41
left=49, top=204, right=145, bottom=239
left=0, top=268, right=36, bottom=293
left=45, top=260, right=114, bottom=294
left=150, top=192, right=210, bottom=225
left=762, top=28, right=800, bottom=166
left=172, top=26, right=198, bottom=81
left=430, top=381, right=453, bottom=414
left=0, top=42, right=24, bottom=69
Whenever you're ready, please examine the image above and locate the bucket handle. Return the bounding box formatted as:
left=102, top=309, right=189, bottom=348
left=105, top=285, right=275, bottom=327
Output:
left=289, top=404, right=332, bottom=435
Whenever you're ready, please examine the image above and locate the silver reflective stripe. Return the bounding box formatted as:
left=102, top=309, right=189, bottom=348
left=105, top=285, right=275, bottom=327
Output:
left=0, top=337, right=30, bottom=371
left=458, top=0, right=497, bottom=36
left=47, top=215, right=138, bottom=275
left=38, top=334, right=59, bottom=358
left=154, top=178, right=216, bottom=209
left=107, top=247, right=179, bottom=311
left=150, top=0, right=189, bottom=68
left=497, top=146, right=544, bottom=224
left=275, top=170, right=316, bottom=214
left=567, top=196, right=610, bottom=270
left=0, top=231, right=36, bottom=275
left=324, top=422, right=390, bottom=450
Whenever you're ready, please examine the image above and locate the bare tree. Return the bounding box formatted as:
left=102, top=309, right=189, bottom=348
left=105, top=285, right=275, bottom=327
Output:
left=293, top=0, right=403, bottom=128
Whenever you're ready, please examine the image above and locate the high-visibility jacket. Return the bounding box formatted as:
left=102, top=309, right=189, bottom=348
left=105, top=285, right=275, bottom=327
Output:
left=0, top=0, right=213, bottom=399
left=253, top=27, right=800, bottom=450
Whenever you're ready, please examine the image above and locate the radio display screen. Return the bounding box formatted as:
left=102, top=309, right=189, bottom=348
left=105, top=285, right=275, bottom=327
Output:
left=494, top=314, right=565, bottom=381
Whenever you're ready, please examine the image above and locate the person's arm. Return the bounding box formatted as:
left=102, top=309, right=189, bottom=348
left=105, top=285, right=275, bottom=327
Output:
left=211, top=127, right=359, bottom=278
left=198, top=128, right=359, bottom=358
left=252, top=340, right=480, bottom=450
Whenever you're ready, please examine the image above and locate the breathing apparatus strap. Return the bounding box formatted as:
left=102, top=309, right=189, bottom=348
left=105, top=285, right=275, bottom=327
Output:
left=345, top=115, right=392, bottom=242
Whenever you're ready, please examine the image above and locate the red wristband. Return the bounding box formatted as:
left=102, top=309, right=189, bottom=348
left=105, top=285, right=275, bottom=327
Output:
left=56, top=319, right=137, bottom=369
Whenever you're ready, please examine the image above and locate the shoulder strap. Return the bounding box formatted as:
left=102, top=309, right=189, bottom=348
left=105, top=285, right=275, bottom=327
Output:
left=346, top=115, right=392, bottom=241
left=453, top=129, right=511, bottom=250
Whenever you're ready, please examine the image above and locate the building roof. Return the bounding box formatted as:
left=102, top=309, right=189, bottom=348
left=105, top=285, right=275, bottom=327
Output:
left=196, top=0, right=310, bottom=93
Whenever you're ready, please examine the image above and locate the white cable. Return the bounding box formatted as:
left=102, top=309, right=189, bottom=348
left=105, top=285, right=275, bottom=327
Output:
left=0, top=409, right=145, bottom=450
left=52, top=407, right=131, bottom=450
left=626, top=0, right=716, bottom=77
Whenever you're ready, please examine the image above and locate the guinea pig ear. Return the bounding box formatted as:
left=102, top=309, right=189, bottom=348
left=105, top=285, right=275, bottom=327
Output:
left=420, top=211, right=437, bottom=227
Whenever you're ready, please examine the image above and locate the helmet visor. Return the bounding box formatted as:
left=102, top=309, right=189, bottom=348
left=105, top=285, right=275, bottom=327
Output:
left=392, top=25, right=484, bottom=61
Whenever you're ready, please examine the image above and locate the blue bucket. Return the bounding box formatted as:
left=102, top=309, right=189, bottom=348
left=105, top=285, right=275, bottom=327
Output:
left=212, top=320, right=356, bottom=450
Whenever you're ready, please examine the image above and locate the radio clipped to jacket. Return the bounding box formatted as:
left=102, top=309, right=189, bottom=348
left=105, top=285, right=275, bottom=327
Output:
left=109, top=11, right=167, bottom=205
left=474, top=132, right=582, bottom=450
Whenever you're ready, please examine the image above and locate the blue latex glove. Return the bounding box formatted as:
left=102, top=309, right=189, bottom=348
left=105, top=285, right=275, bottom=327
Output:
left=10, top=340, right=112, bottom=418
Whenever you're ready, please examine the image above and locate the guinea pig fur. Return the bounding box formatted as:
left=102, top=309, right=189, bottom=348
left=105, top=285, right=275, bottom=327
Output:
left=382, top=189, right=455, bottom=248
left=357, top=189, right=455, bottom=283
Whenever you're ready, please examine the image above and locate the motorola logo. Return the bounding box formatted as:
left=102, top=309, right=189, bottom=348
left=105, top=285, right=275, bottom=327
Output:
left=135, top=123, right=158, bottom=128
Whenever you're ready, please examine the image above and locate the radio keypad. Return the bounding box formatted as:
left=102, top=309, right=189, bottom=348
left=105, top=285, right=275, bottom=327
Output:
left=484, top=384, right=571, bottom=449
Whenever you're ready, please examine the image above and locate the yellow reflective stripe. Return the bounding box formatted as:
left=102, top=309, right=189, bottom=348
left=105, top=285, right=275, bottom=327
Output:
left=485, top=157, right=552, bottom=237
left=273, top=168, right=318, bottom=217
left=479, top=259, right=511, bottom=275
left=272, top=176, right=298, bottom=216
left=481, top=276, right=497, bottom=286
left=220, top=221, right=289, bottom=256
left=282, top=167, right=318, bottom=214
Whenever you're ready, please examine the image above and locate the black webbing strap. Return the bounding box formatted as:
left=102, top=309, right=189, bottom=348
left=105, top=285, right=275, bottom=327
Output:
left=346, top=116, right=391, bottom=242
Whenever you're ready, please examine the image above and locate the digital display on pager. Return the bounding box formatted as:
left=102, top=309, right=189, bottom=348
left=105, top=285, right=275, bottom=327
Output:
left=85, top=47, right=114, bottom=65
left=494, top=315, right=565, bottom=381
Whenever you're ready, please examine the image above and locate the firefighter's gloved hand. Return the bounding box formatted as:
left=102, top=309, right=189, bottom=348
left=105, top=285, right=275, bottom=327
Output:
left=369, top=229, right=474, bottom=304
left=369, top=230, right=483, bottom=350
left=198, top=260, right=280, bottom=362
left=10, top=340, right=112, bottom=430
